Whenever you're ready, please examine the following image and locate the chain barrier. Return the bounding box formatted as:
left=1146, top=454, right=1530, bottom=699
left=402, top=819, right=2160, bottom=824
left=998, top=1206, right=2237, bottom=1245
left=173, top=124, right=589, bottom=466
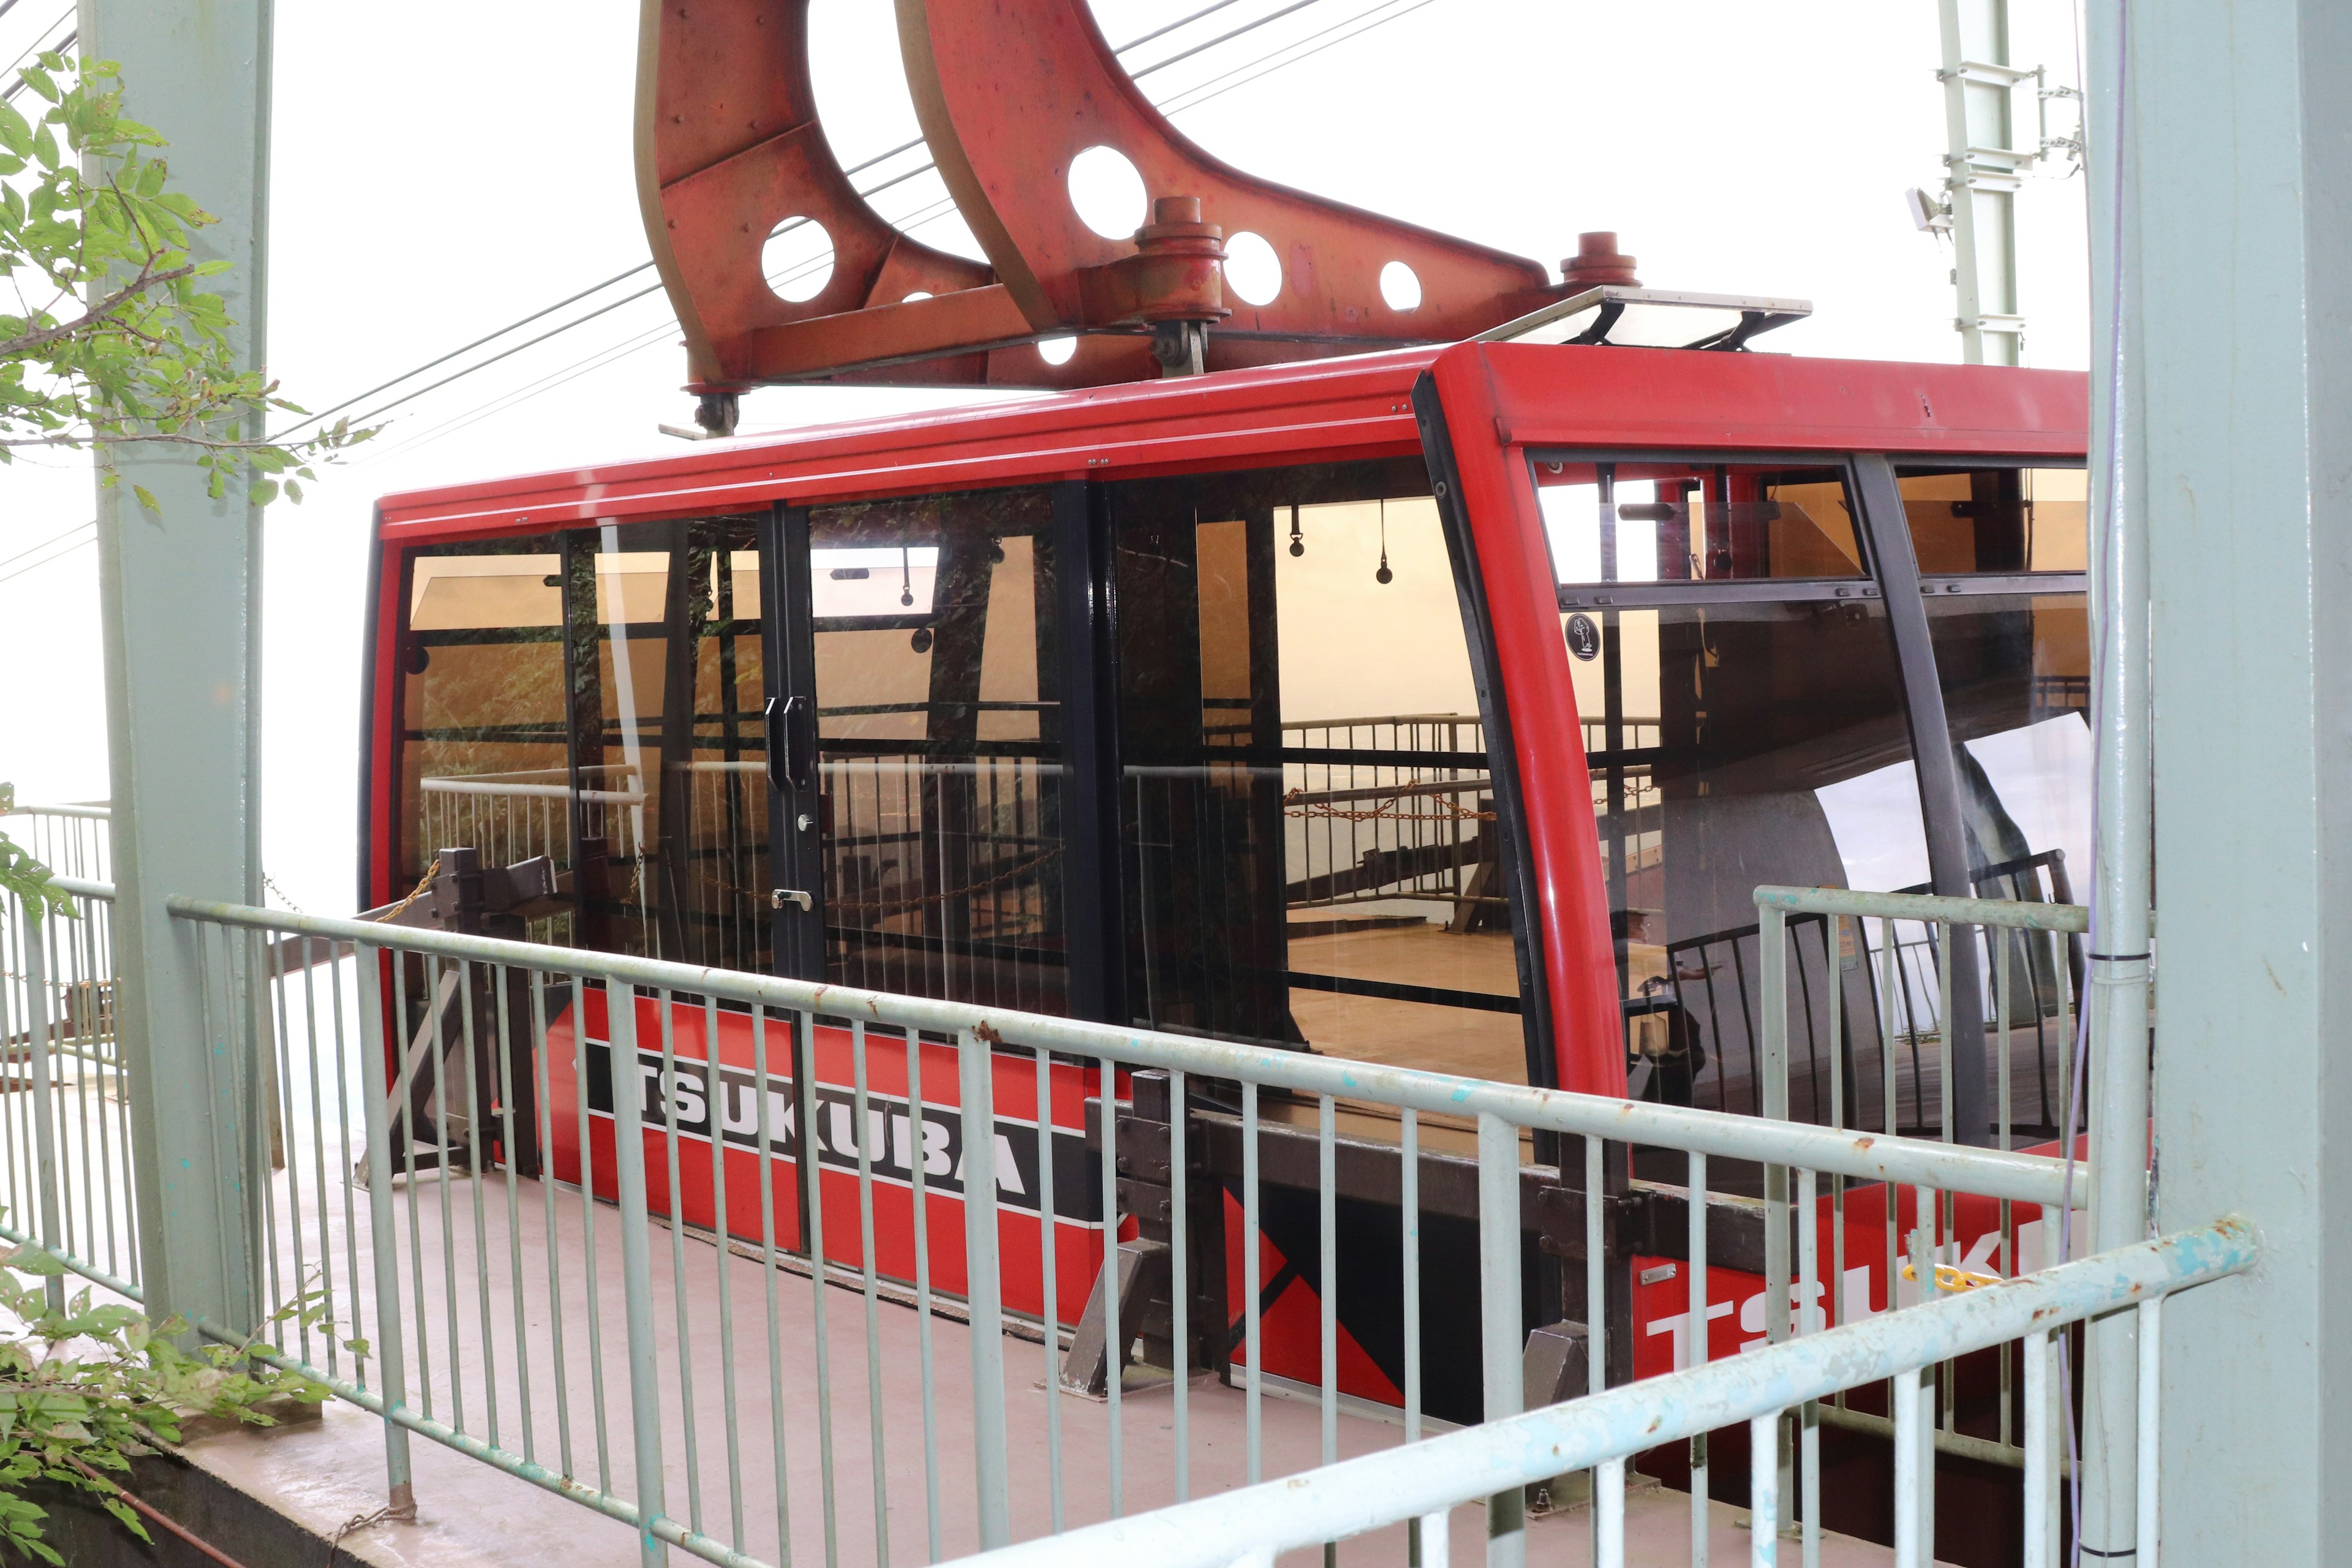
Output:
left=1281, top=778, right=1495, bottom=824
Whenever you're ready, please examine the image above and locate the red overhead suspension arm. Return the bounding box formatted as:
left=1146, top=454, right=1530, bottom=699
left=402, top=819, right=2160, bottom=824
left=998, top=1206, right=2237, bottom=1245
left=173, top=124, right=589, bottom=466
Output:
left=637, top=0, right=1626, bottom=417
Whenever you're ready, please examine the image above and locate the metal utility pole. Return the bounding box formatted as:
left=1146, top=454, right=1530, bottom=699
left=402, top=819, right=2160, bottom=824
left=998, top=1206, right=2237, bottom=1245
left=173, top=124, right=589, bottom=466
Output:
left=2100, top=0, right=2352, bottom=1560
left=1929, top=0, right=2078, bottom=365
left=81, top=0, right=274, bottom=1338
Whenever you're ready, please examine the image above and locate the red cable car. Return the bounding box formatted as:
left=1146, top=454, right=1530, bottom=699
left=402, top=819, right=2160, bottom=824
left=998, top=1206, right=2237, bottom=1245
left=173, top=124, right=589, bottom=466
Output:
left=359, top=7, right=2090, bottom=1553
left=365, top=312, right=2087, bottom=1391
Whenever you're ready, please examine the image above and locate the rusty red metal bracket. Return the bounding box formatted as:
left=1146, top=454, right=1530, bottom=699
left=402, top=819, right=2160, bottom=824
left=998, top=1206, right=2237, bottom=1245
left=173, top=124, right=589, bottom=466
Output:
left=637, top=0, right=1619, bottom=418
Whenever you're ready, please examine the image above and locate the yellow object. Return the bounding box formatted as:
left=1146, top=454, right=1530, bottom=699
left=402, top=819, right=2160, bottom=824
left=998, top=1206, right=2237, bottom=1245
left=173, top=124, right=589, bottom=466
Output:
left=1899, top=1259, right=2002, bottom=1292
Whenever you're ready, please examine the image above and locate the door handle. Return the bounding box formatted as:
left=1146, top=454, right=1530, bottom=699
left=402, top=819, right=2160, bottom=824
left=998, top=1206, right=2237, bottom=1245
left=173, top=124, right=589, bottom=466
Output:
left=769, top=889, right=813, bottom=911
left=764, top=695, right=816, bottom=791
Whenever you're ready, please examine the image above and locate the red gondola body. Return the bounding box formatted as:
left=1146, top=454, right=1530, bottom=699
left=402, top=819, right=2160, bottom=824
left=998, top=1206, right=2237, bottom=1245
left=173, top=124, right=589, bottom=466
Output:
left=366, top=339, right=2089, bottom=1425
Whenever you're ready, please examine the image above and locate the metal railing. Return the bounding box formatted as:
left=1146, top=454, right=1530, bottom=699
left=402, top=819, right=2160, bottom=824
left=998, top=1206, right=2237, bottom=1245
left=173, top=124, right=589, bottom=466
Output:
left=942, top=1220, right=2252, bottom=1568
left=0, top=865, right=2171, bottom=1568
left=124, top=888, right=2093, bottom=1568
left=416, top=765, right=650, bottom=945
left=1752, top=883, right=2095, bottom=1475
left=0, top=875, right=139, bottom=1297
left=1, top=802, right=111, bottom=884
left=1280, top=715, right=1497, bottom=918
left=1631, top=851, right=2082, bottom=1141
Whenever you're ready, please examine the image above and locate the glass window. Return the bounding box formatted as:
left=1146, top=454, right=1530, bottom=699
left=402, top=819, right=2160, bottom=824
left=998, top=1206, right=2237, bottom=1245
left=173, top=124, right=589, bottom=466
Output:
left=656, top=530, right=769, bottom=973
left=1531, top=460, right=1866, bottom=586
left=1925, top=592, right=2090, bottom=1139
left=398, top=521, right=769, bottom=967
left=1570, top=596, right=1927, bottom=1125
left=400, top=538, right=575, bottom=944
left=1898, top=464, right=2087, bottom=575
left=1109, top=461, right=1529, bottom=1091
left=805, top=488, right=1065, bottom=1012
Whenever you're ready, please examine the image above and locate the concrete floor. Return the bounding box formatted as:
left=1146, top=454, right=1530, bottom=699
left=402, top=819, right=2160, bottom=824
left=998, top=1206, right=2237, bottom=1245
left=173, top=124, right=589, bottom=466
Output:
left=164, top=1161, right=1934, bottom=1568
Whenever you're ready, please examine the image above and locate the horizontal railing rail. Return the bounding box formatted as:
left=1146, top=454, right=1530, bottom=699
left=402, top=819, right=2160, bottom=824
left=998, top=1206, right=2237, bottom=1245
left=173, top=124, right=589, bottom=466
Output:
left=165, top=896, right=2082, bottom=1207
left=935, top=1220, right=2253, bottom=1568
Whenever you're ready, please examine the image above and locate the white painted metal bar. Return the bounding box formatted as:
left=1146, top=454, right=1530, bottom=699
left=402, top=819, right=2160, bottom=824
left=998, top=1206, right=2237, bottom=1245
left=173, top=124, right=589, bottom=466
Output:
left=353, top=945, right=418, bottom=1518
left=1891, top=1364, right=1924, bottom=1568
left=852, top=1022, right=891, bottom=1564
left=605, top=981, right=671, bottom=1567
left=1102, top=1053, right=1124, bottom=1519
left=1474, top=1112, right=1523, bottom=1568
left=801, top=1010, right=841, bottom=1568
left=1319, top=1093, right=1338, bottom=1476
left=1749, top=1412, right=1778, bottom=1568
left=752, top=1008, right=796, bottom=1568
left=961, top=1028, right=1011, bottom=1547
left=2022, top=1326, right=2053, bottom=1568
left=1417, top=1509, right=1448, bottom=1568
left=21, top=918, right=65, bottom=1316
left=705, top=996, right=747, bottom=1551
left=1797, top=1167, right=1820, bottom=1568
left=657, top=992, right=706, bottom=1536
left=1243, top=1079, right=1262, bottom=1485
left=2137, top=1296, right=2160, bottom=1568
left=1689, top=1146, right=1709, bottom=1568
left=1170, top=1066, right=1190, bottom=1504
left=1754, top=885, right=2087, bottom=933
left=933, top=1225, right=2249, bottom=1568
left=1596, top=1455, right=1624, bottom=1568
left=1401, top=1107, right=1421, bottom=1447
left=1029, top=1042, right=1059, bottom=1539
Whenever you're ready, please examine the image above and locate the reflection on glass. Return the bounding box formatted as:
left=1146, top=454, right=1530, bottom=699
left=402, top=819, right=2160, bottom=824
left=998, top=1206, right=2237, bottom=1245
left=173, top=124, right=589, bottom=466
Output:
left=1110, top=462, right=1528, bottom=1090
left=402, top=538, right=575, bottom=942
left=1926, top=592, right=2090, bottom=1137
left=806, top=488, right=1065, bottom=1011
left=1572, top=597, right=1926, bottom=1145
left=1532, top=461, right=1865, bottom=584
left=1898, top=466, right=2087, bottom=574
left=399, top=521, right=771, bottom=968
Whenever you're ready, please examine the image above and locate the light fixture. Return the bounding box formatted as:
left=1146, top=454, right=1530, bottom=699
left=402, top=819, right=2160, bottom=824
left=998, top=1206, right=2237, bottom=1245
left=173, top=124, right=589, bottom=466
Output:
left=1904, top=187, right=1954, bottom=235
left=1288, top=510, right=1305, bottom=558
left=1375, top=499, right=1393, bottom=585
left=900, top=547, right=914, bottom=607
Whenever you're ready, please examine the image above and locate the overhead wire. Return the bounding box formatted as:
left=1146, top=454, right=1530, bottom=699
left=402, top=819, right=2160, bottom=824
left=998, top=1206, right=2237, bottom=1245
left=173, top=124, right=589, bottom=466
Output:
left=0, top=6, right=72, bottom=103
left=358, top=194, right=967, bottom=466
left=352, top=0, right=1434, bottom=454
left=0, top=521, right=94, bottom=586
left=0, top=516, right=93, bottom=571
left=0, top=0, right=1440, bottom=581
left=295, top=0, right=1361, bottom=437
left=1156, top=0, right=1439, bottom=115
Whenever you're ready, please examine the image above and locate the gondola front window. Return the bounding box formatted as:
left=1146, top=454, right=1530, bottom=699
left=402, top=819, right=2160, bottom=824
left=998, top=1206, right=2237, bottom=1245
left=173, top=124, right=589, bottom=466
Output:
left=1529, top=456, right=1929, bottom=1146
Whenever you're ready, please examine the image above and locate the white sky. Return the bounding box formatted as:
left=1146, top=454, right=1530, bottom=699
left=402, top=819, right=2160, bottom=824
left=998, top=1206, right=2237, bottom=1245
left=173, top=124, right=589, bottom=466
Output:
left=0, top=0, right=2092, bottom=913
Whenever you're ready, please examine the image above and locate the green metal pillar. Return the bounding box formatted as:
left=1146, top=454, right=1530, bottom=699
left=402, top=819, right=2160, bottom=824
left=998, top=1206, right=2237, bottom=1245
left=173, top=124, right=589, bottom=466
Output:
left=2109, top=0, right=2352, bottom=1559
left=81, top=0, right=275, bottom=1338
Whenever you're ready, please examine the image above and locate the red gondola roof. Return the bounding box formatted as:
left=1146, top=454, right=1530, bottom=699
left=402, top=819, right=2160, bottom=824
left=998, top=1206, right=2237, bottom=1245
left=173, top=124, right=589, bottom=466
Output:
left=374, top=344, right=2089, bottom=543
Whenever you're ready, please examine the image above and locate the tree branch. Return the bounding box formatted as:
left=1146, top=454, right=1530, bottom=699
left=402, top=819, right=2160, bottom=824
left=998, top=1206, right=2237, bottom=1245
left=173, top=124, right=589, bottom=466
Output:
left=0, top=261, right=197, bottom=361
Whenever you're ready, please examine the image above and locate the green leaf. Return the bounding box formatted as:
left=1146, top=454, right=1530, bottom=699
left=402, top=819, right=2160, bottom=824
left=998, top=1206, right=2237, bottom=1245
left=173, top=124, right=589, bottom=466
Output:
left=130, top=485, right=157, bottom=513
